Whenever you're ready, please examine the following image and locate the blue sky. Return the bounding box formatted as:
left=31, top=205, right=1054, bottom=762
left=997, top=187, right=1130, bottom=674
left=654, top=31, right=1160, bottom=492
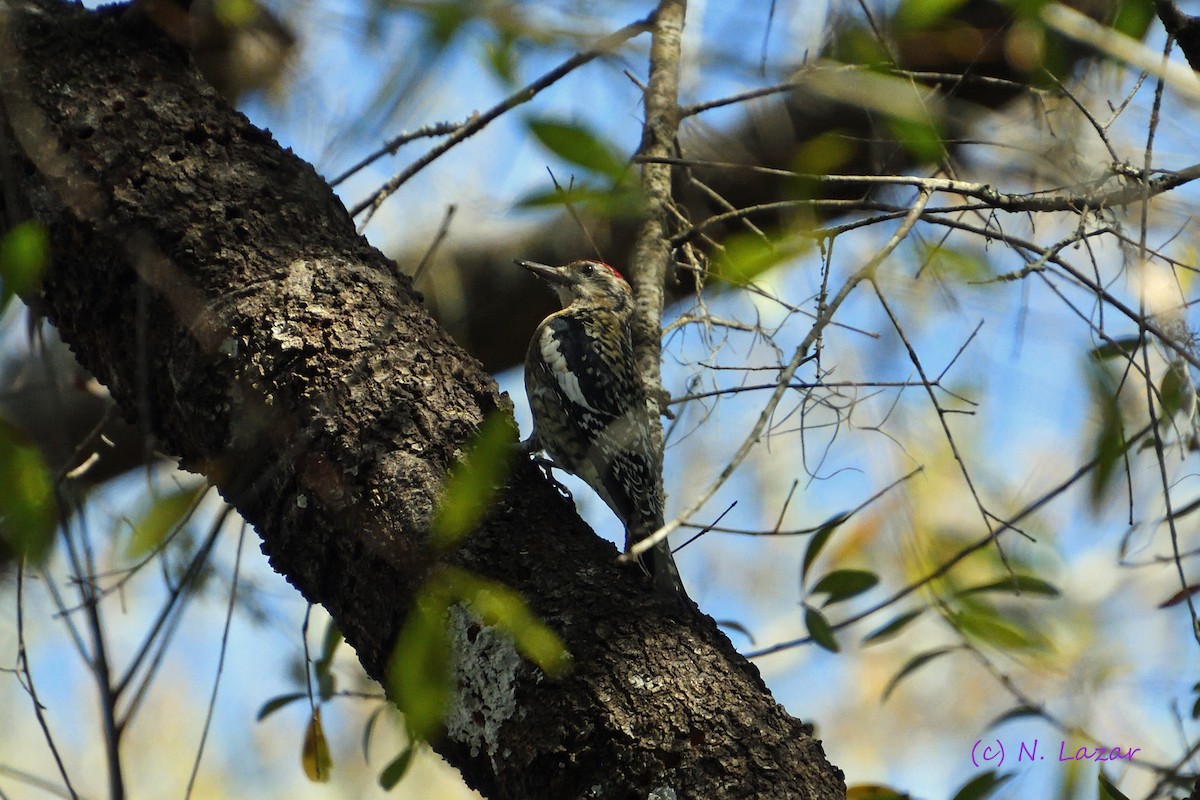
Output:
left=5, top=1, right=1200, bottom=798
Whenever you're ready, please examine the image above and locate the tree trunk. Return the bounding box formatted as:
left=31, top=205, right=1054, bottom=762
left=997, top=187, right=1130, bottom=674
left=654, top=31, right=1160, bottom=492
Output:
left=0, top=2, right=844, bottom=797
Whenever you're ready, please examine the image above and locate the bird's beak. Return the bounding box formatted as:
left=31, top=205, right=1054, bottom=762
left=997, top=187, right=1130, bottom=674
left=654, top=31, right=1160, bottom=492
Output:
left=516, top=259, right=574, bottom=286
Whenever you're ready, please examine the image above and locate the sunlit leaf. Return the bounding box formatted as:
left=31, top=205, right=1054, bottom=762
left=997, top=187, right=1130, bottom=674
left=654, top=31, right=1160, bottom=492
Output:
left=951, top=769, right=1013, bottom=800
left=921, top=243, right=990, bottom=281
left=431, top=413, right=516, bottom=550
left=1110, top=0, right=1154, bottom=40
left=882, top=647, right=956, bottom=701
left=956, top=574, right=1060, bottom=597
left=801, top=511, right=850, bottom=584
left=951, top=608, right=1044, bottom=651
left=379, top=744, right=416, bottom=790
left=213, top=0, right=257, bottom=27
left=0, top=220, right=49, bottom=310
left=389, top=564, right=570, bottom=742
left=804, top=605, right=839, bottom=653
left=126, top=482, right=206, bottom=557
left=862, top=608, right=925, bottom=645
left=811, top=569, right=879, bottom=607
left=715, top=233, right=811, bottom=287
left=301, top=708, right=332, bottom=782
left=793, top=132, right=857, bottom=175
left=527, top=117, right=627, bottom=180
left=443, top=567, right=571, bottom=676
left=886, top=116, right=946, bottom=163
left=388, top=589, right=452, bottom=742
left=256, top=691, right=308, bottom=722
left=0, top=420, right=55, bottom=563
left=1098, top=771, right=1132, bottom=800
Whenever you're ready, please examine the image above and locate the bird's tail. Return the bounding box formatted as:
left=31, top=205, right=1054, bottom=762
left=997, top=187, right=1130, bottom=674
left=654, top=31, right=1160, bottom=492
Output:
left=628, top=513, right=693, bottom=610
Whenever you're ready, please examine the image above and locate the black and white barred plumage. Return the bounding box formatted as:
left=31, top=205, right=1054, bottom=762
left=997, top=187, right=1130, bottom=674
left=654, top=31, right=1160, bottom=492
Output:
left=518, top=259, right=685, bottom=599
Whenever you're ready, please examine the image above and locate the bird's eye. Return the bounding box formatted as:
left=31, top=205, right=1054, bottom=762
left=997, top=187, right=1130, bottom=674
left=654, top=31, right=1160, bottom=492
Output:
left=580, top=262, right=594, bottom=276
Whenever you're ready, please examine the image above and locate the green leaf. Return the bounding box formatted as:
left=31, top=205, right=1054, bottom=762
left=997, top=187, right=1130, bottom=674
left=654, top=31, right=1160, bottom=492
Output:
left=256, top=691, right=308, bottom=722
left=442, top=567, right=571, bottom=676
left=811, top=569, right=879, bottom=607
left=316, top=619, right=343, bottom=674
left=801, top=511, right=851, bottom=584
left=1158, top=360, right=1194, bottom=422
left=716, top=233, right=812, bottom=287
left=424, top=1, right=470, bottom=46
left=846, top=785, right=911, bottom=800
left=0, top=421, right=55, bottom=563
left=361, top=704, right=388, bottom=761
left=515, top=183, right=644, bottom=217
left=484, top=31, right=517, bottom=86
left=951, top=770, right=1013, bottom=800
left=1098, top=771, right=1133, bottom=800
left=1110, top=0, right=1154, bottom=40
left=126, top=482, right=206, bottom=557
left=212, top=0, right=257, bottom=27
left=986, top=704, right=1041, bottom=729
left=956, top=574, right=1060, bottom=597
left=527, top=117, right=627, bottom=180
left=1089, top=335, right=1142, bottom=361
left=388, top=589, right=453, bottom=742
left=886, top=116, right=946, bottom=163
left=0, top=221, right=49, bottom=310
left=431, top=413, right=516, bottom=550
left=951, top=608, right=1044, bottom=651
left=862, top=608, right=925, bottom=645
left=920, top=243, right=989, bottom=281
left=804, top=605, right=840, bottom=653
left=316, top=670, right=336, bottom=702
left=301, top=709, right=332, bottom=783
left=1088, top=365, right=1126, bottom=511
left=895, top=0, right=971, bottom=31
left=716, top=619, right=755, bottom=644
left=379, top=744, right=416, bottom=790
left=389, top=564, right=570, bottom=742
left=882, top=647, right=956, bottom=701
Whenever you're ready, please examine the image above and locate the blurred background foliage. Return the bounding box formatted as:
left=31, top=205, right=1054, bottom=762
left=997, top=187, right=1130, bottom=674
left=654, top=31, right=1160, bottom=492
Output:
left=3, top=0, right=1200, bottom=797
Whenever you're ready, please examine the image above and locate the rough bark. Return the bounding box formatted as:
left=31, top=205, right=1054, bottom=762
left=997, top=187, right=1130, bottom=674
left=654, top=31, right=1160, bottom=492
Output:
left=0, top=1, right=843, bottom=798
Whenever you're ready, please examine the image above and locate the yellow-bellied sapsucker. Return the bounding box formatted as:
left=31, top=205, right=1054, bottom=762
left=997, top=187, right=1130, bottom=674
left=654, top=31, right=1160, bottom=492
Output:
left=518, top=258, right=686, bottom=601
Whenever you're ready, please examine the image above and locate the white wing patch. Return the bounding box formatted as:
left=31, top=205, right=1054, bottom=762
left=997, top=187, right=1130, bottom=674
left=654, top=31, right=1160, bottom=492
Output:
left=540, top=328, right=606, bottom=415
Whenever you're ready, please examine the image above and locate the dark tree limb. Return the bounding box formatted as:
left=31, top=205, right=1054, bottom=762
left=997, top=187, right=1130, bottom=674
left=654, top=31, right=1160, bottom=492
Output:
left=0, top=1, right=843, bottom=797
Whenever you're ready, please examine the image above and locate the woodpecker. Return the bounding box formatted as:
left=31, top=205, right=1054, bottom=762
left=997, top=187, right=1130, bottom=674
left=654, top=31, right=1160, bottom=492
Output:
left=517, top=258, right=687, bottom=602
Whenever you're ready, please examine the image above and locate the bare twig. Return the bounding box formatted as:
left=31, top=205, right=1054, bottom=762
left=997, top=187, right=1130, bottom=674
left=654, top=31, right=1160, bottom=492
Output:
left=627, top=190, right=932, bottom=562
left=351, top=15, right=653, bottom=224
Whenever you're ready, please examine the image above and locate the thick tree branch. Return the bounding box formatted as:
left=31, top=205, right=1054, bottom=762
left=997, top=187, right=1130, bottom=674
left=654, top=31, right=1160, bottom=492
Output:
left=0, top=1, right=842, bottom=797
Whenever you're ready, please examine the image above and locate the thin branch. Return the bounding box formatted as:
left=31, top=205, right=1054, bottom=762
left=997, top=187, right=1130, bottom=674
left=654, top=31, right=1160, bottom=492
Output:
left=350, top=15, right=653, bottom=223
left=184, top=522, right=247, bottom=799
left=628, top=190, right=932, bottom=561
left=15, top=564, right=78, bottom=799
left=747, top=422, right=1155, bottom=658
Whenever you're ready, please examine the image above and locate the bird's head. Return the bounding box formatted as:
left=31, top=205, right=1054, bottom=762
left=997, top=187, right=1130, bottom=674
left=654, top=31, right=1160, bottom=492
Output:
left=516, top=259, right=631, bottom=311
